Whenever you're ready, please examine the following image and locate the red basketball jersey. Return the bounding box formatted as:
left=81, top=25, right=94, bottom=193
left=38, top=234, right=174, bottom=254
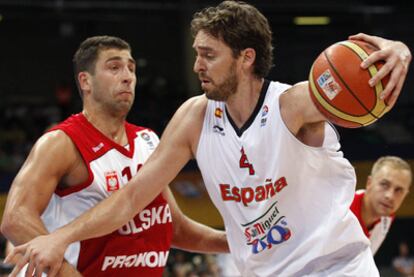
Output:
left=40, top=113, right=173, bottom=276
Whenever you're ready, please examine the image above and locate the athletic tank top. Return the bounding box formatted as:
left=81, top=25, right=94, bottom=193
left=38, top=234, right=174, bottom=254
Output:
left=41, top=113, right=173, bottom=276
left=351, top=189, right=394, bottom=255
left=196, top=80, right=370, bottom=276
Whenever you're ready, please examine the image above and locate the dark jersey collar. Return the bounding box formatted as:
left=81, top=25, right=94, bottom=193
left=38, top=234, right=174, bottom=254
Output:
left=226, top=79, right=270, bottom=137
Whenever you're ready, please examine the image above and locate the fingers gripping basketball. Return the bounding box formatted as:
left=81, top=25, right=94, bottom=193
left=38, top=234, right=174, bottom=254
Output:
left=309, top=40, right=390, bottom=128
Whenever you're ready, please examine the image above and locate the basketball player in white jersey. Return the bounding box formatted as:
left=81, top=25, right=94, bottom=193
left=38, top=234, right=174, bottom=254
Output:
left=1, top=36, right=229, bottom=277
left=7, top=1, right=411, bottom=276
left=351, top=156, right=412, bottom=255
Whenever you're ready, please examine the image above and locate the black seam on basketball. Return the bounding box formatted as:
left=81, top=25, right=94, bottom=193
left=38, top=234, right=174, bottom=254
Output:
left=338, top=43, right=385, bottom=117
left=340, top=43, right=375, bottom=78
left=323, top=49, right=379, bottom=119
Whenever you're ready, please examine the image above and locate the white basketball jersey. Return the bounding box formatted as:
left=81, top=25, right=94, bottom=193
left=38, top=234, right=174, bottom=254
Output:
left=196, top=80, right=374, bottom=276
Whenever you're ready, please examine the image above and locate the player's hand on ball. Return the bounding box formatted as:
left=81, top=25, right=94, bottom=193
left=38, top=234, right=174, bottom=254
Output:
left=349, top=33, right=411, bottom=108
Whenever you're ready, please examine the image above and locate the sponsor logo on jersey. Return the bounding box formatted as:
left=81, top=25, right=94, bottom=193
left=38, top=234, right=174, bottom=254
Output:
left=262, top=105, right=269, bottom=116
left=101, top=250, right=169, bottom=271
left=215, top=108, right=223, bottom=118
left=92, top=142, right=104, bottom=152
left=141, top=132, right=150, bottom=141
left=140, top=131, right=155, bottom=150
left=118, top=204, right=172, bottom=235
left=105, top=171, right=120, bottom=191
left=261, top=105, right=269, bottom=127
left=242, top=201, right=291, bottom=254
left=213, top=125, right=225, bottom=136
left=219, top=177, right=288, bottom=206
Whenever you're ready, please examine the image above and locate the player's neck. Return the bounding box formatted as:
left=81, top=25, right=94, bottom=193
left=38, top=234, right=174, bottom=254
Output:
left=82, top=109, right=127, bottom=145
left=225, top=77, right=264, bottom=128
left=361, top=195, right=381, bottom=230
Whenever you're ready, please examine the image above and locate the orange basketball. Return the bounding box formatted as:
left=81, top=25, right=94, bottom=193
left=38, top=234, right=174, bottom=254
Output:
left=308, top=40, right=390, bottom=128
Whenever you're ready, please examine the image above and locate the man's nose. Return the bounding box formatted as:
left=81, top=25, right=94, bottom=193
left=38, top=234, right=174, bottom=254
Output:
left=193, top=56, right=206, bottom=73
left=122, top=68, right=135, bottom=84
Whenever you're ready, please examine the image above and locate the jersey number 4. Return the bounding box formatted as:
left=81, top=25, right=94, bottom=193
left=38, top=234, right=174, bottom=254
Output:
left=240, top=147, right=255, bottom=175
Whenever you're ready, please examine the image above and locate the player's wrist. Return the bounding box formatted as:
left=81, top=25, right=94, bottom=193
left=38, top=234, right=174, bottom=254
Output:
left=54, top=227, right=75, bottom=248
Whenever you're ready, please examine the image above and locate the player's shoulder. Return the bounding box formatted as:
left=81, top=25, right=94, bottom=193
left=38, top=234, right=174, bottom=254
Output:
left=39, top=129, right=73, bottom=147
left=182, top=94, right=208, bottom=110
left=175, top=94, right=208, bottom=121
left=28, top=129, right=78, bottom=165
left=279, top=81, right=307, bottom=112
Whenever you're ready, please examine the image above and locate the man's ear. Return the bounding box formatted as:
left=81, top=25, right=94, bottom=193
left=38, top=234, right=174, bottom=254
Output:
left=79, top=72, right=91, bottom=95
left=241, top=48, right=256, bottom=70
left=366, top=175, right=372, bottom=189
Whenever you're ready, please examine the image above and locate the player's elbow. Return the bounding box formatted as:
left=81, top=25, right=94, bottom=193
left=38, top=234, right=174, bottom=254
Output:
left=1, top=209, right=24, bottom=240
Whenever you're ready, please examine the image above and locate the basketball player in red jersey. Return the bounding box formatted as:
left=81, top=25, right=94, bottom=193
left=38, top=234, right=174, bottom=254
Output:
left=1, top=36, right=228, bottom=276
left=351, top=156, right=412, bottom=255
left=6, top=2, right=412, bottom=276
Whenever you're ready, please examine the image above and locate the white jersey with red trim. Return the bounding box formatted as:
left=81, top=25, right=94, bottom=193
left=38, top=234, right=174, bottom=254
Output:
left=350, top=189, right=394, bottom=255
left=37, top=113, right=172, bottom=277
left=196, top=80, right=377, bottom=276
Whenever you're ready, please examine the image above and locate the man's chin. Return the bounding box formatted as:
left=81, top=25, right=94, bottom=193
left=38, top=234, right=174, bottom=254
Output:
left=115, top=101, right=133, bottom=114
left=378, top=207, right=393, bottom=216
left=204, top=89, right=228, bottom=101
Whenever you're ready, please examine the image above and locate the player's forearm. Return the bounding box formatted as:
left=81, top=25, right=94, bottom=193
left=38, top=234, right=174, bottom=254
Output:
left=1, top=208, right=49, bottom=245
left=172, top=217, right=229, bottom=253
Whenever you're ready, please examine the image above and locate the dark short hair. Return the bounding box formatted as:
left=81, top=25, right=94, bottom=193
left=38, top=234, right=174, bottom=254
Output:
left=73, top=36, right=131, bottom=96
left=191, top=1, right=273, bottom=78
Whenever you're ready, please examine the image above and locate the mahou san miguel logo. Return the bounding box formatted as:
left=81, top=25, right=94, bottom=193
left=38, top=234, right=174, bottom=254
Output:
left=242, top=201, right=291, bottom=254
left=219, top=176, right=292, bottom=254
left=105, top=171, right=120, bottom=191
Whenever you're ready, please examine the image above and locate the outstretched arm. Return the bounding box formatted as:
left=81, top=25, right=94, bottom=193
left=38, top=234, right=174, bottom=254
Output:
left=6, top=96, right=207, bottom=277
left=0, top=131, right=83, bottom=277
left=164, top=188, right=229, bottom=253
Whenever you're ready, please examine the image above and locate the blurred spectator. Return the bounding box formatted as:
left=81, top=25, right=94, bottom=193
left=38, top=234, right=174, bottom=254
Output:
left=392, top=241, right=414, bottom=276
left=167, top=250, right=224, bottom=277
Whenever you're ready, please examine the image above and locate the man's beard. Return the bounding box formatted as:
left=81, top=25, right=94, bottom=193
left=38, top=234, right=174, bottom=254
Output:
left=203, top=63, right=238, bottom=101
